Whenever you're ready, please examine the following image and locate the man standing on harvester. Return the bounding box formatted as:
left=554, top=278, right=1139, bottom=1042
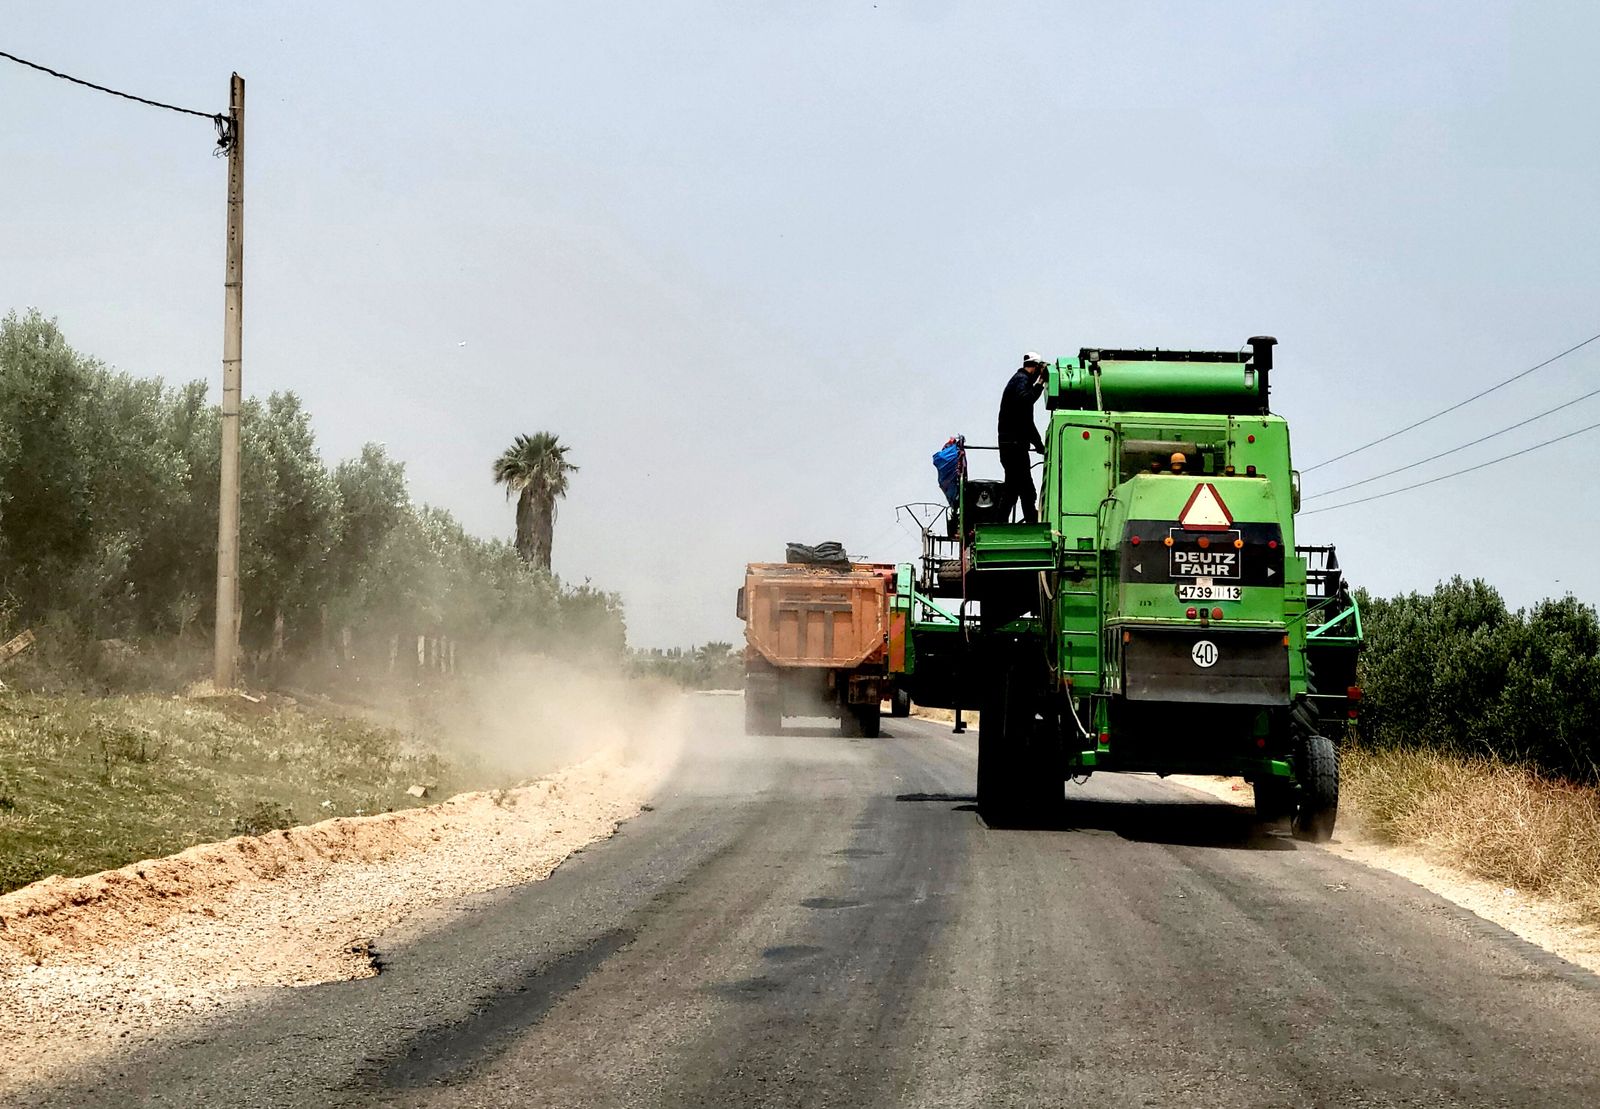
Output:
left=997, top=352, right=1048, bottom=523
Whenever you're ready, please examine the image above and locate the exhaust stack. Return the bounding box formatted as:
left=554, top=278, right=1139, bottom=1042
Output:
left=1249, top=335, right=1277, bottom=404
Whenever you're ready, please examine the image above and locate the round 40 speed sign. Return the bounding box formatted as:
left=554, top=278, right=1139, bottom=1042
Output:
left=1191, top=640, right=1219, bottom=668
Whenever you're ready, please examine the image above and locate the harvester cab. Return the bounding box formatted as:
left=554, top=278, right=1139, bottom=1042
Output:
left=898, top=336, right=1362, bottom=839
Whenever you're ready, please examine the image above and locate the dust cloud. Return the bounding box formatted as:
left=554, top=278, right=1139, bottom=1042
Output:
left=396, top=655, right=692, bottom=786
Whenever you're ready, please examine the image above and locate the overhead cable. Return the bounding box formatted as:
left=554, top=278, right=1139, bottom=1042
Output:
left=0, top=49, right=231, bottom=150
left=1298, top=418, right=1600, bottom=516
left=1301, top=329, right=1600, bottom=473
left=1304, top=384, right=1600, bottom=502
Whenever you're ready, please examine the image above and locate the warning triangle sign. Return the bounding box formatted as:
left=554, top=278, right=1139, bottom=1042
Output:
left=1178, top=483, right=1233, bottom=531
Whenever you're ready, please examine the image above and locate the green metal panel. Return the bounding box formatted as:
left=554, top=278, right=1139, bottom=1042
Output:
left=1040, top=419, right=1115, bottom=693
left=1055, top=363, right=1261, bottom=409
left=969, top=523, right=1053, bottom=570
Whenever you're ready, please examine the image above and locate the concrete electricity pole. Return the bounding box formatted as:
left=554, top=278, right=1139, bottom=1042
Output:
left=213, top=72, right=245, bottom=688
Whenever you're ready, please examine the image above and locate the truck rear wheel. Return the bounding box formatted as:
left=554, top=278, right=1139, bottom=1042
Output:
left=1292, top=733, right=1339, bottom=842
left=889, top=688, right=911, bottom=718
left=840, top=703, right=880, bottom=738
left=743, top=690, right=781, bottom=736
left=855, top=703, right=881, bottom=738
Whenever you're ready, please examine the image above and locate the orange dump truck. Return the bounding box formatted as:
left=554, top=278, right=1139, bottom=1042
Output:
left=736, top=561, right=896, bottom=737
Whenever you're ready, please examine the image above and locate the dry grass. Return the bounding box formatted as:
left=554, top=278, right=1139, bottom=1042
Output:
left=1342, top=746, right=1600, bottom=923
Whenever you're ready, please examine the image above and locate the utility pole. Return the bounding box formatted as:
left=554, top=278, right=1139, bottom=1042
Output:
left=213, top=72, right=244, bottom=689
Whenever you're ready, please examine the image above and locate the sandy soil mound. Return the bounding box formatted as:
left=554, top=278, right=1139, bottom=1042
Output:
left=0, top=744, right=671, bottom=1096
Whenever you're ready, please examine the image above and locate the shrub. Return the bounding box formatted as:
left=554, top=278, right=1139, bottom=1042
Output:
left=1357, top=578, right=1600, bottom=783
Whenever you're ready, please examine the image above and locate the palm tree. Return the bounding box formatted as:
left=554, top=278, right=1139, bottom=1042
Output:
left=492, top=433, right=577, bottom=571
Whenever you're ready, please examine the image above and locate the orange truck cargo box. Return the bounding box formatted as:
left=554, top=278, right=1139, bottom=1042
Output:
left=739, top=562, right=895, bottom=670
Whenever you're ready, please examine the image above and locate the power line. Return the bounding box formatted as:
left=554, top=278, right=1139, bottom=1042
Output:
left=1301, top=329, right=1600, bottom=474
left=1303, top=383, right=1600, bottom=502
left=0, top=49, right=231, bottom=149
left=1298, top=418, right=1600, bottom=516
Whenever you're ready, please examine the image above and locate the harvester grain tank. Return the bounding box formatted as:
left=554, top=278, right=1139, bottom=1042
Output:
left=738, top=558, right=897, bottom=737
left=897, top=336, right=1363, bottom=838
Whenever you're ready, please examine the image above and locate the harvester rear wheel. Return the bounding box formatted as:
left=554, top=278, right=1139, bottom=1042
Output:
left=1253, top=777, right=1294, bottom=824
left=977, top=650, right=1059, bottom=826
left=1292, top=732, right=1339, bottom=842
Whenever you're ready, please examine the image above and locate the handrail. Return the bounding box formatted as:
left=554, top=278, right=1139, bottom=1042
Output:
left=1306, top=601, right=1362, bottom=641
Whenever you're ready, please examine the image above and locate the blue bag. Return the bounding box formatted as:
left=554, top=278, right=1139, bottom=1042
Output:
left=932, top=436, right=966, bottom=507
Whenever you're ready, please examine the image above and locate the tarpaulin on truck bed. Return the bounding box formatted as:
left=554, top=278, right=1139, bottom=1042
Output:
left=785, top=541, right=850, bottom=567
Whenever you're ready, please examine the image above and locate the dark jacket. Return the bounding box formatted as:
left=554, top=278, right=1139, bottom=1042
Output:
left=997, top=368, right=1045, bottom=450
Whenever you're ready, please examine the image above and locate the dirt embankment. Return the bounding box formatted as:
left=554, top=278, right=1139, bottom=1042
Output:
left=0, top=713, right=682, bottom=1098
left=909, top=705, right=979, bottom=728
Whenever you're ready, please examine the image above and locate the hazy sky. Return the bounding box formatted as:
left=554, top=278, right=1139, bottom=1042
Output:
left=4, top=3, right=1598, bottom=646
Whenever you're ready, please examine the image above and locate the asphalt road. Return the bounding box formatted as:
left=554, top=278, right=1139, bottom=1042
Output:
left=26, top=697, right=1600, bottom=1108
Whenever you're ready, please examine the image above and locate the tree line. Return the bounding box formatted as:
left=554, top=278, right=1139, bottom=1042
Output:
left=0, top=310, right=622, bottom=685
left=1356, top=576, right=1600, bottom=784
left=632, top=642, right=742, bottom=690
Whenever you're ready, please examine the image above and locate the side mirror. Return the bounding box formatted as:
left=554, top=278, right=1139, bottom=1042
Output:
left=1291, top=470, right=1302, bottom=513
left=735, top=586, right=747, bottom=621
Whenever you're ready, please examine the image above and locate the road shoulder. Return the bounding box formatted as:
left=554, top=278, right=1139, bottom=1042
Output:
left=1167, top=773, right=1600, bottom=978
left=0, top=744, right=671, bottom=1100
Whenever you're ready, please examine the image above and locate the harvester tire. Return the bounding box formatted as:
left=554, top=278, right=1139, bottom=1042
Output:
left=1253, top=777, right=1294, bottom=824
left=1292, top=732, right=1339, bottom=843
left=977, top=652, right=1058, bottom=826
left=976, top=701, right=1005, bottom=809
left=890, top=688, right=912, bottom=718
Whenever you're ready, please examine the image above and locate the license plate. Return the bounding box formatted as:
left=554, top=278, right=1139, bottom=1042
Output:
left=1177, top=581, right=1241, bottom=601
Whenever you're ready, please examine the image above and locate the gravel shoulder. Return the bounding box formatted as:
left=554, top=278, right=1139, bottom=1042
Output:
left=0, top=726, right=680, bottom=1100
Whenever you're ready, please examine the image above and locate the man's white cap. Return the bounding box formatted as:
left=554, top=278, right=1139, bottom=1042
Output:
left=1022, top=352, right=1045, bottom=366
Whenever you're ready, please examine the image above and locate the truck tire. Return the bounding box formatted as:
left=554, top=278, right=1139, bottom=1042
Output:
left=890, top=688, right=912, bottom=718
left=839, top=706, right=861, bottom=738
left=1292, top=732, right=1339, bottom=842
left=855, top=703, right=881, bottom=738
left=743, top=691, right=780, bottom=736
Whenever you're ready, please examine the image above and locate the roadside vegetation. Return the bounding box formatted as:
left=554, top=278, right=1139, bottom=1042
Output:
left=0, top=690, right=473, bottom=895
left=633, top=642, right=742, bottom=690
left=1347, top=577, right=1600, bottom=921
left=0, top=309, right=639, bottom=895
left=0, top=309, right=624, bottom=693
left=1341, top=746, right=1600, bottom=923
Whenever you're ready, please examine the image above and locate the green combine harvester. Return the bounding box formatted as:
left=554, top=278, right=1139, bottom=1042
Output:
left=895, top=337, right=1362, bottom=838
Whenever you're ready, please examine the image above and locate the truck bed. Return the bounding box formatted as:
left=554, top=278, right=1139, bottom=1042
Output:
left=741, top=562, right=894, bottom=669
